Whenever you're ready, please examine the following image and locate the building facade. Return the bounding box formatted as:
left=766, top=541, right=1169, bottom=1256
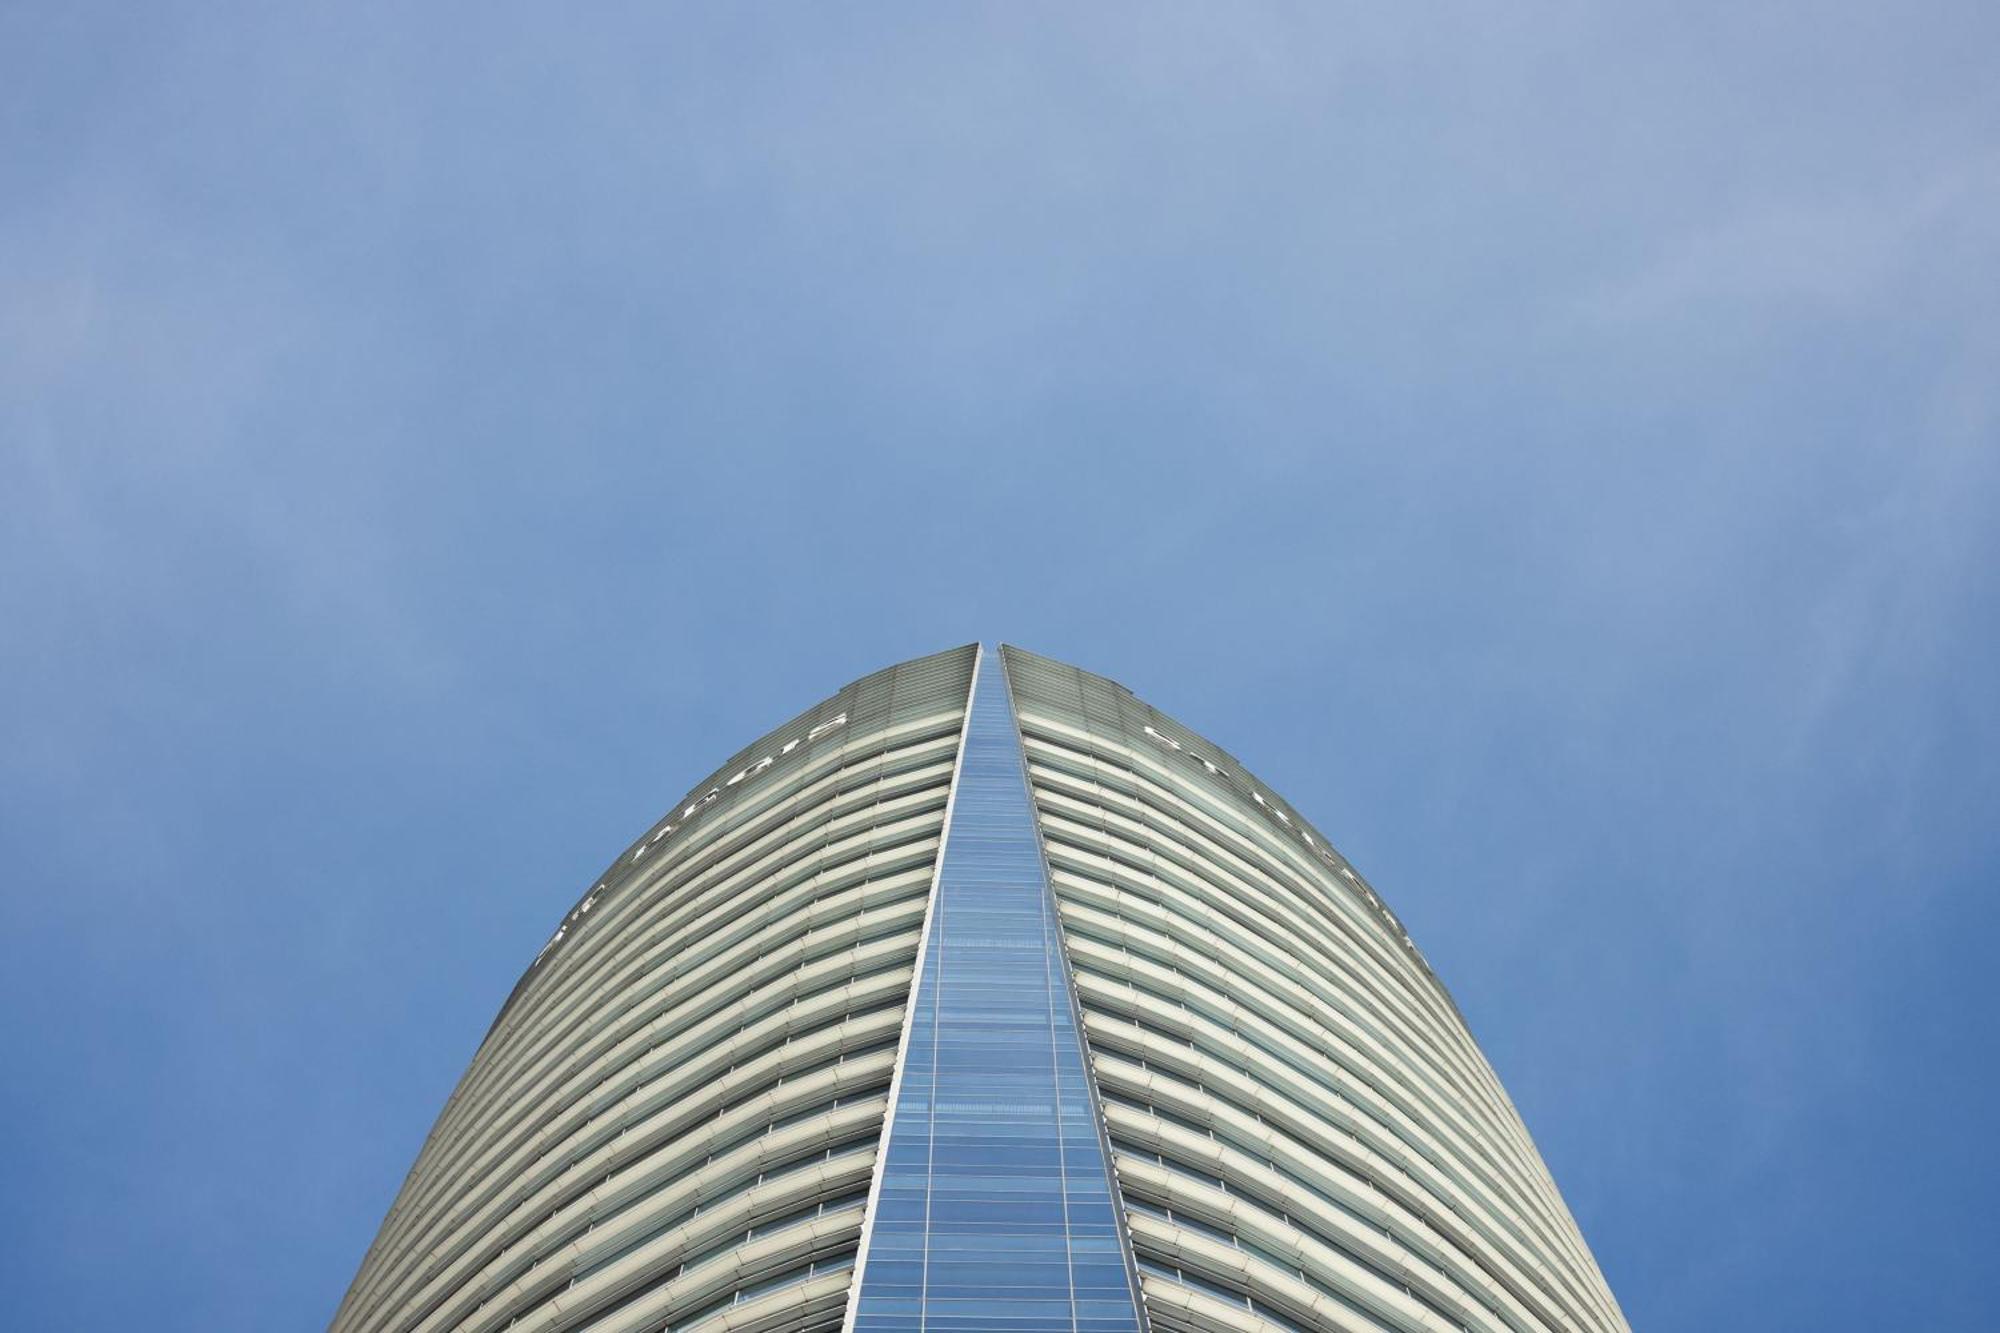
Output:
left=332, top=645, right=1627, bottom=1333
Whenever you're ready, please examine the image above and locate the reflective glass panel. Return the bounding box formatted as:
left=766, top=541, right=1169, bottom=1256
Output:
left=852, top=649, right=1143, bottom=1332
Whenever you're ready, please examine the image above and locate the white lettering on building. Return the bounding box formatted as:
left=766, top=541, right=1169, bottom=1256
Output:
left=1138, top=718, right=1413, bottom=951
left=532, top=710, right=851, bottom=968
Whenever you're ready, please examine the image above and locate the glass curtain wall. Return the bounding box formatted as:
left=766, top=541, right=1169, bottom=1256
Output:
left=851, top=648, right=1144, bottom=1332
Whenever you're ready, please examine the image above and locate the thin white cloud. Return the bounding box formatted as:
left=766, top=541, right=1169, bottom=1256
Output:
left=1578, top=151, right=2000, bottom=324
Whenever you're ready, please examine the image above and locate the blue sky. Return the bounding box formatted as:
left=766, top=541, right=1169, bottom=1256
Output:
left=3, top=4, right=1995, bottom=1329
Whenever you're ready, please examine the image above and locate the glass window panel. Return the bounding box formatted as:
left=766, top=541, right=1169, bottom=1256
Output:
left=852, top=649, right=1144, bottom=1332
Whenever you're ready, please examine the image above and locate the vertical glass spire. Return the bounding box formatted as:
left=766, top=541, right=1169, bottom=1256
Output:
left=851, top=647, right=1145, bottom=1332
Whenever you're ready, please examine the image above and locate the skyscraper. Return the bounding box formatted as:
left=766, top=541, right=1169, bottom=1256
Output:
left=332, top=645, right=1627, bottom=1333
